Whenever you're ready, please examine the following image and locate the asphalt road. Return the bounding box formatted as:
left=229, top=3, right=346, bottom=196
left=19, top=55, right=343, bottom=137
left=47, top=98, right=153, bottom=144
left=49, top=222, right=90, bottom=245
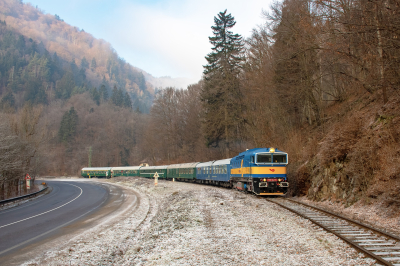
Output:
left=0, top=179, right=128, bottom=265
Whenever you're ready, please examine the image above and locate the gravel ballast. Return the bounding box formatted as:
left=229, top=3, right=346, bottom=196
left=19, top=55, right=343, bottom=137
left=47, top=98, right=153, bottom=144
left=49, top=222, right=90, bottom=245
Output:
left=24, top=177, right=375, bottom=265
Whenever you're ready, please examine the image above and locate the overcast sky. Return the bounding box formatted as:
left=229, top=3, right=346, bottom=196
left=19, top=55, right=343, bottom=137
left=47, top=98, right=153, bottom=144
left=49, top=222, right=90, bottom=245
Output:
left=24, top=0, right=273, bottom=85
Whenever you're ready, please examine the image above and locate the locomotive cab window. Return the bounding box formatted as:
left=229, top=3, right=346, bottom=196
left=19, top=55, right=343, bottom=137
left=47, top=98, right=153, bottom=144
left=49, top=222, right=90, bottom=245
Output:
left=256, top=154, right=272, bottom=163
left=273, top=154, right=287, bottom=163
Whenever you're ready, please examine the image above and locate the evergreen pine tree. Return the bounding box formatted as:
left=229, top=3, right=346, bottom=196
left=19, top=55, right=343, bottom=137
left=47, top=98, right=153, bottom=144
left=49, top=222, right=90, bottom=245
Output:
left=56, top=71, right=75, bottom=99
left=137, top=72, right=146, bottom=91
left=201, top=10, right=245, bottom=157
left=90, top=87, right=100, bottom=105
left=123, top=92, right=132, bottom=109
left=91, top=57, right=97, bottom=70
left=16, top=35, right=25, bottom=53
left=0, top=91, right=16, bottom=110
left=111, top=85, right=118, bottom=106
left=99, top=84, right=109, bottom=102
left=25, top=78, right=48, bottom=105
left=81, top=57, right=89, bottom=69
left=117, top=88, right=124, bottom=107
left=111, top=85, right=124, bottom=107
left=58, top=107, right=78, bottom=143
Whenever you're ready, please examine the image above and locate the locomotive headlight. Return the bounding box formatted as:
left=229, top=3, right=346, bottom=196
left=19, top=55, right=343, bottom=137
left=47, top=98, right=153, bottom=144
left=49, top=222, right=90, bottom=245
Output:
left=270, top=148, right=275, bottom=153
left=278, top=179, right=281, bottom=182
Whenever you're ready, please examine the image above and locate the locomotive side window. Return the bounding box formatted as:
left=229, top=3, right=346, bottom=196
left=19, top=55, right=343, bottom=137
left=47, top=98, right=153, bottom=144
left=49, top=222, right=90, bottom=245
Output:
left=257, top=154, right=272, bottom=163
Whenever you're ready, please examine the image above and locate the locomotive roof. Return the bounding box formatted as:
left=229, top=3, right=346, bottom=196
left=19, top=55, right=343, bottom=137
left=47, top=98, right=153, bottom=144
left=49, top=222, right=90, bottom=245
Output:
left=236, top=148, right=287, bottom=156
left=167, top=162, right=200, bottom=169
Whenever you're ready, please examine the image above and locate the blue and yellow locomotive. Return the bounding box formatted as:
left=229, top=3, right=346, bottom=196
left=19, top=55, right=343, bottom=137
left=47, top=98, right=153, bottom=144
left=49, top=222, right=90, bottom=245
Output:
left=230, top=148, right=289, bottom=195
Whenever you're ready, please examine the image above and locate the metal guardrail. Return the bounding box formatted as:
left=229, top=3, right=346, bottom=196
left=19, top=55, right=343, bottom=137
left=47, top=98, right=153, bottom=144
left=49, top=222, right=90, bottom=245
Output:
left=0, top=186, right=48, bottom=206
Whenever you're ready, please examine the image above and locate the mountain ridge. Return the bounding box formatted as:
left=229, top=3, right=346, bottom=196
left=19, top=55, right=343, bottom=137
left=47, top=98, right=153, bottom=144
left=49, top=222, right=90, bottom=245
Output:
left=0, top=0, right=186, bottom=94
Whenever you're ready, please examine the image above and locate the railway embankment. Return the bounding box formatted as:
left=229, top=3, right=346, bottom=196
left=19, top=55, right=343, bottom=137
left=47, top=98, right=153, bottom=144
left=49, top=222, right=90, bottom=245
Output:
left=24, top=177, right=375, bottom=265
left=290, top=89, right=400, bottom=234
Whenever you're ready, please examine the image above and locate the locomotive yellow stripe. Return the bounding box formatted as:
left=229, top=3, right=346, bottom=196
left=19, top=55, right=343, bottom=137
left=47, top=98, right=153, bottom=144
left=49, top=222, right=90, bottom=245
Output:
left=231, top=167, right=286, bottom=175
left=251, top=167, right=286, bottom=175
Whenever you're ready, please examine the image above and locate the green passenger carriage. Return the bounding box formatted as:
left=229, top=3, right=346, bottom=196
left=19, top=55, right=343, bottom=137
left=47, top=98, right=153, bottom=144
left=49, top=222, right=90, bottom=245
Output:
left=167, top=162, right=199, bottom=180
left=139, top=165, right=168, bottom=179
left=111, top=166, right=142, bottom=177
left=81, top=167, right=112, bottom=178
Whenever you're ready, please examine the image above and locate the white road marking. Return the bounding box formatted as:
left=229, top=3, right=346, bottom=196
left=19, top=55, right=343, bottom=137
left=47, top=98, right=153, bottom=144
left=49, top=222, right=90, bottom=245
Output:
left=0, top=183, right=83, bottom=229
left=0, top=190, right=108, bottom=256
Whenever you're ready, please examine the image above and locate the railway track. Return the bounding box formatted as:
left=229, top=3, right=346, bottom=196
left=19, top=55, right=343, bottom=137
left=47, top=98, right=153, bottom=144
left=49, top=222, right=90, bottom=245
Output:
left=267, top=198, right=400, bottom=266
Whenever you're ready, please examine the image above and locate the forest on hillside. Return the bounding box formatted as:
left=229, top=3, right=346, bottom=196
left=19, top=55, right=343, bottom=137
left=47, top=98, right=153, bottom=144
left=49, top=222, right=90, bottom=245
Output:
left=1, top=0, right=400, bottom=207
left=0, top=0, right=153, bottom=110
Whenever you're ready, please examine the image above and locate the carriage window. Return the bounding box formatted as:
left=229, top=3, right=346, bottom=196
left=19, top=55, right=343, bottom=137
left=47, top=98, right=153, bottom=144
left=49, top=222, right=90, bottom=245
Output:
left=257, top=154, right=272, bottom=163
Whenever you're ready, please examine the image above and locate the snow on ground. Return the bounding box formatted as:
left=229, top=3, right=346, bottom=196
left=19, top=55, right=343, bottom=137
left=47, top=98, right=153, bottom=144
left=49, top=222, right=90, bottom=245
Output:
left=24, top=177, right=375, bottom=265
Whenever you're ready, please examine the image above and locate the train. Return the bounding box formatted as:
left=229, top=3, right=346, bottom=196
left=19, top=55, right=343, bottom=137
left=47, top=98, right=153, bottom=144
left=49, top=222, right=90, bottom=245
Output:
left=81, top=147, right=289, bottom=196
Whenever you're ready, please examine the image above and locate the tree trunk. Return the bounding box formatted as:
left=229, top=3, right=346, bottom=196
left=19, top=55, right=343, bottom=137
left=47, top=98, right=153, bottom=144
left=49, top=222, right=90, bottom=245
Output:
left=225, top=105, right=229, bottom=158
left=374, top=8, right=388, bottom=104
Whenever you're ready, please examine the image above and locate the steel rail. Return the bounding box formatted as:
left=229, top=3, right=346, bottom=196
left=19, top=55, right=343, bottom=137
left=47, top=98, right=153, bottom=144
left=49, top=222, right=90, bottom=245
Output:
left=286, top=198, right=400, bottom=242
left=266, top=198, right=397, bottom=266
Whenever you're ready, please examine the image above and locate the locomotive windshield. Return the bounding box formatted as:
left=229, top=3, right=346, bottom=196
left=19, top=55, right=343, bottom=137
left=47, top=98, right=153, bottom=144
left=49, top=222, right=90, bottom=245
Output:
left=257, top=154, right=272, bottom=163
left=273, top=154, right=287, bottom=163
left=256, top=153, right=287, bottom=164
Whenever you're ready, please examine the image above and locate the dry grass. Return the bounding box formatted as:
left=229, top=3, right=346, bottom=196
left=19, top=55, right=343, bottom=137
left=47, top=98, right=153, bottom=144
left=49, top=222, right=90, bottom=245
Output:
left=288, top=88, right=400, bottom=220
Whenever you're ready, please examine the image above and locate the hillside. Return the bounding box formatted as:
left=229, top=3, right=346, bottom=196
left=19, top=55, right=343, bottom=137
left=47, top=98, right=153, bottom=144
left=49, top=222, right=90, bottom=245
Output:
left=291, top=86, right=400, bottom=210
left=0, top=0, right=158, bottom=111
